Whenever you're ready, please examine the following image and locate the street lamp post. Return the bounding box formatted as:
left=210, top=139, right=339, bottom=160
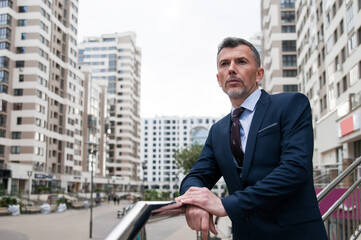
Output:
left=88, top=144, right=97, bottom=239
left=27, top=171, right=32, bottom=206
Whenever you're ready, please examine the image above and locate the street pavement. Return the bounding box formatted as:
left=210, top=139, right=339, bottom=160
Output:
left=0, top=201, right=196, bottom=240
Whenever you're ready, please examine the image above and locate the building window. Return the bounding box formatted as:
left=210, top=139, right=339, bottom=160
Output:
left=340, top=19, right=344, bottom=35
left=0, top=145, right=4, bottom=157
left=11, top=132, right=21, bottom=139
left=341, top=47, right=346, bottom=63
left=283, top=69, right=297, bottom=77
left=0, top=1, right=13, bottom=8
left=281, top=11, right=295, bottom=23
left=282, top=55, right=297, bottom=66
left=0, top=27, right=11, bottom=40
left=18, top=6, right=27, bottom=12
left=0, top=41, right=9, bottom=50
left=282, top=40, right=296, bottom=52
left=16, top=47, right=25, bottom=54
left=11, top=146, right=20, bottom=154
left=0, top=99, right=6, bottom=112
left=283, top=85, right=298, bottom=92
left=0, top=70, right=8, bottom=83
left=281, top=25, right=295, bottom=32
left=342, top=76, right=348, bottom=92
left=346, top=4, right=354, bottom=33
left=0, top=84, right=7, bottom=93
left=0, top=13, right=11, bottom=26
left=19, top=74, right=24, bottom=82
left=14, top=89, right=23, bottom=96
left=15, top=60, right=24, bottom=68
left=17, top=117, right=22, bottom=125
left=13, top=103, right=22, bottom=110
left=281, top=0, right=295, bottom=8
left=0, top=114, right=6, bottom=127
left=17, top=19, right=27, bottom=26
left=0, top=56, right=9, bottom=68
left=21, top=32, right=26, bottom=40
left=348, top=33, right=356, bottom=55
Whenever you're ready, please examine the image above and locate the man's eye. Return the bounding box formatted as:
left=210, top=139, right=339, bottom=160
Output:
left=220, top=62, right=229, bottom=67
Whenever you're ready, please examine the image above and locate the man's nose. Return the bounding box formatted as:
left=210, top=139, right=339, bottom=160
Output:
left=228, top=61, right=236, bottom=74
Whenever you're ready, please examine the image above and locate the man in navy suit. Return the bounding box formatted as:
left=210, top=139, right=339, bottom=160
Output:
left=175, top=37, right=327, bottom=240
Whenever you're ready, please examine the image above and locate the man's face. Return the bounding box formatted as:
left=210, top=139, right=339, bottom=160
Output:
left=216, top=45, right=264, bottom=102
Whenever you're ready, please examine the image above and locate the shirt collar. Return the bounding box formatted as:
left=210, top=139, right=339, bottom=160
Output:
left=231, top=89, right=261, bottom=113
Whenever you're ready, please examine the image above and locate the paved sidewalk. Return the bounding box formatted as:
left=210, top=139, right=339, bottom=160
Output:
left=0, top=201, right=127, bottom=240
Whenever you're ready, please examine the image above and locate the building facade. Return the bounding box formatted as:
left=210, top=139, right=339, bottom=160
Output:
left=141, top=116, right=227, bottom=197
left=295, top=0, right=361, bottom=170
left=261, top=0, right=298, bottom=93
left=78, top=32, right=142, bottom=182
left=261, top=0, right=361, bottom=178
left=0, top=0, right=87, bottom=194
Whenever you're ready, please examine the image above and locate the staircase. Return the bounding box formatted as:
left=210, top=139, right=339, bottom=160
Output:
left=317, top=157, right=361, bottom=240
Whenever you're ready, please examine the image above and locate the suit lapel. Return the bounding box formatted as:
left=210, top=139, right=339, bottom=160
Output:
left=218, top=114, right=242, bottom=194
left=240, top=90, right=271, bottom=187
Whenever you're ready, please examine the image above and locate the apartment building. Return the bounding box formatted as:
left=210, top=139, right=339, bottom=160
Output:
left=295, top=0, right=361, bottom=169
left=78, top=32, right=142, bottom=182
left=141, top=116, right=228, bottom=197
left=261, top=0, right=361, bottom=172
left=0, top=0, right=88, bottom=194
left=261, top=0, right=298, bottom=93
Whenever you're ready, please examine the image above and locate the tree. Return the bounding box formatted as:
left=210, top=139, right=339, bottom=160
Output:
left=174, top=143, right=203, bottom=175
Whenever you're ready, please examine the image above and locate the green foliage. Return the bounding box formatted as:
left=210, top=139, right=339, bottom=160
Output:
left=144, top=190, right=159, bottom=201
left=174, top=143, right=203, bottom=175
left=56, top=197, right=69, bottom=208
left=144, top=190, right=172, bottom=201
left=36, top=186, right=51, bottom=193
left=0, top=197, right=17, bottom=207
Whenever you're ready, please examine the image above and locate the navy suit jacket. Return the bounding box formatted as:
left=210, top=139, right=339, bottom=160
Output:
left=180, top=90, right=327, bottom=240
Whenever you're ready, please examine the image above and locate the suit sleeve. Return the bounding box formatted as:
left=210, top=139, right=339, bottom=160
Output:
left=180, top=125, right=222, bottom=195
left=222, top=93, right=315, bottom=222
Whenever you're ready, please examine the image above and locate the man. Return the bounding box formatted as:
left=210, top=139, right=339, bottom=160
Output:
left=175, top=37, right=327, bottom=240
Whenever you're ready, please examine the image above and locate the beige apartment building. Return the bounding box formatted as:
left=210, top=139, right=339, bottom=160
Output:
left=295, top=0, right=361, bottom=168
left=78, top=32, right=142, bottom=187
left=261, top=0, right=298, bottom=93
left=0, top=0, right=88, bottom=194
left=0, top=0, right=118, bottom=196
left=261, top=0, right=361, bottom=176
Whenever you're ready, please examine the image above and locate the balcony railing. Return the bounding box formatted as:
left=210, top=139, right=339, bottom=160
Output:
left=317, top=157, right=361, bottom=240
left=105, top=201, right=202, bottom=240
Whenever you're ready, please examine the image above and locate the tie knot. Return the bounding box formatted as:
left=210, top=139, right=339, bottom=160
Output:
left=232, top=107, right=244, bottom=119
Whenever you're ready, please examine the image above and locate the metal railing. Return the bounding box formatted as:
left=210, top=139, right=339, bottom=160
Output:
left=105, top=201, right=202, bottom=240
left=317, top=157, right=361, bottom=240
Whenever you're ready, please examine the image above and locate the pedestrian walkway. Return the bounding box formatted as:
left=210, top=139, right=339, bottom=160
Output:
left=0, top=201, right=127, bottom=240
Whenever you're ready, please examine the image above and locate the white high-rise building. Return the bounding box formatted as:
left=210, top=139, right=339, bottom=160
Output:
left=141, top=116, right=227, bottom=197
left=78, top=32, right=142, bottom=184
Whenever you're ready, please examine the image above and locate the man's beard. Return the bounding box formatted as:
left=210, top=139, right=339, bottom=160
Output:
left=226, top=88, right=245, bottom=98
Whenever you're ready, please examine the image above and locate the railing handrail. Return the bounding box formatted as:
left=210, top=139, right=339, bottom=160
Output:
left=105, top=201, right=188, bottom=240
left=317, top=156, right=361, bottom=202
left=322, top=176, right=361, bottom=221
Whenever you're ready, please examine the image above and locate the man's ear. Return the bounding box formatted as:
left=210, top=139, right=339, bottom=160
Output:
left=256, top=67, right=264, bottom=83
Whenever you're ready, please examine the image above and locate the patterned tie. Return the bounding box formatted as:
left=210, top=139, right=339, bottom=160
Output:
left=230, top=107, right=245, bottom=167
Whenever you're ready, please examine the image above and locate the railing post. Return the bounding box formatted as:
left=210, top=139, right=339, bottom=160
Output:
left=196, top=231, right=202, bottom=240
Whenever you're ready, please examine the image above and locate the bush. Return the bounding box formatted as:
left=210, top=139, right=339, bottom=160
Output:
left=56, top=197, right=69, bottom=208
left=0, top=197, right=17, bottom=208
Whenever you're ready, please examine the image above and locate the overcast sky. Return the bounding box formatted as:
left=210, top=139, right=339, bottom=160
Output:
left=78, top=0, right=261, bottom=118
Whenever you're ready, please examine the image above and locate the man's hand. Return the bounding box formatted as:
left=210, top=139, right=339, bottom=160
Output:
left=176, top=187, right=227, bottom=217
left=184, top=205, right=217, bottom=240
